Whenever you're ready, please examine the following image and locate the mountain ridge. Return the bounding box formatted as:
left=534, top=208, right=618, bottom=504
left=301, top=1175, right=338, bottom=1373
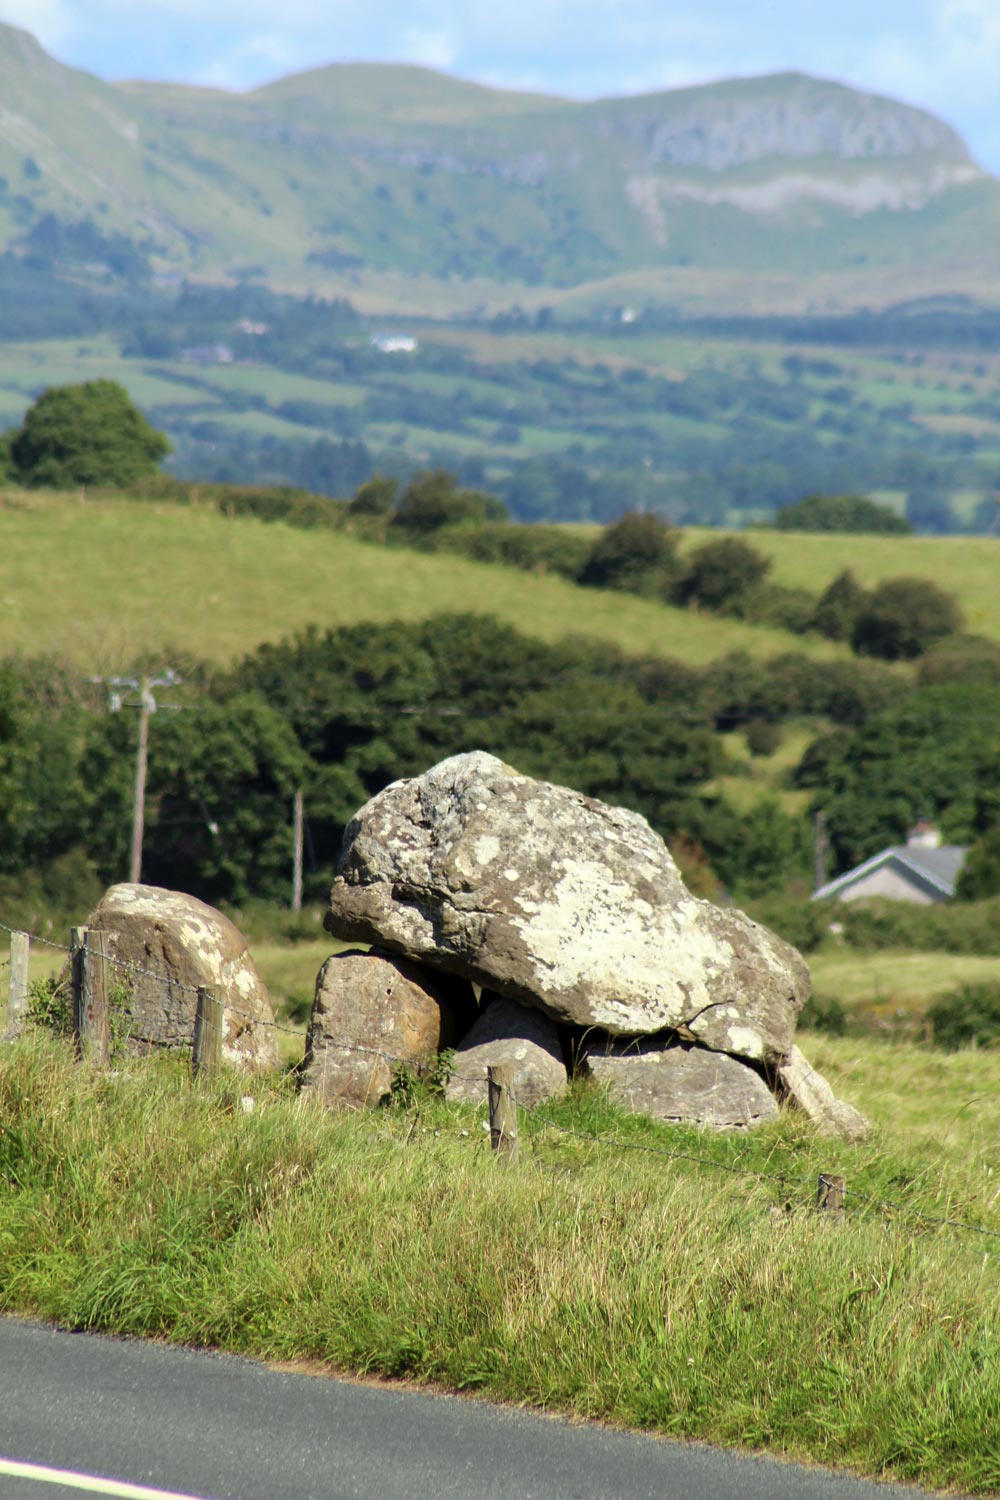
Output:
left=2, top=23, right=999, bottom=313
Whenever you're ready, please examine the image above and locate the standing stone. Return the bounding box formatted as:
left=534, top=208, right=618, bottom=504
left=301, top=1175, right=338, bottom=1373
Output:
left=77, top=883, right=279, bottom=1069
left=444, top=994, right=567, bottom=1108
left=582, top=1040, right=779, bottom=1128
left=778, top=1045, right=870, bottom=1140
left=302, top=948, right=467, bottom=1108
left=326, top=751, right=809, bottom=1065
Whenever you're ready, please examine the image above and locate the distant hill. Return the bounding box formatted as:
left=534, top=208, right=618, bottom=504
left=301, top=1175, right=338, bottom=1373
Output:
left=2, top=23, right=1000, bottom=314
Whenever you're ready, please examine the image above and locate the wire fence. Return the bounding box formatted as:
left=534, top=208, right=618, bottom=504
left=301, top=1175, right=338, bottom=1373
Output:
left=4, top=915, right=1000, bottom=1246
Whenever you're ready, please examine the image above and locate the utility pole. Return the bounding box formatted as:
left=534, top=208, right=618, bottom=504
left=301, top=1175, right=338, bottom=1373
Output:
left=129, top=678, right=154, bottom=884
left=813, top=810, right=828, bottom=893
left=95, top=669, right=181, bottom=885
left=292, top=788, right=304, bottom=912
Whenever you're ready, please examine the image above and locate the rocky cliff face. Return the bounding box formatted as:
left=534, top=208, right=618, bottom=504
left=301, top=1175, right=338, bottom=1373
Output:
left=592, top=73, right=975, bottom=171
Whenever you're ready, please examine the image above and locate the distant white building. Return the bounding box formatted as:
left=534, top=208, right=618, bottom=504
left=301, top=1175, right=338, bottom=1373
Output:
left=181, top=343, right=234, bottom=365
left=370, top=332, right=418, bottom=354
left=812, top=820, right=968, bottom=905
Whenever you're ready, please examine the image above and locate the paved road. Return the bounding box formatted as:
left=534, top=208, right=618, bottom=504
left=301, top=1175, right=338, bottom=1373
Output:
left=0, top=1317, right=935, bottom=1500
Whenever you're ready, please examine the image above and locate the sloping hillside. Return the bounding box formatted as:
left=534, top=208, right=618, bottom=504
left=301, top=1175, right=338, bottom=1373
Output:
left=2, top=22, right=999, bottom=311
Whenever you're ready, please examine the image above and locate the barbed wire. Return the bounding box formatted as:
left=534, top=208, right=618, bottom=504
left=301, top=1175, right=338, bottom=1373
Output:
left=6, top=914, right=1000, bottom=1244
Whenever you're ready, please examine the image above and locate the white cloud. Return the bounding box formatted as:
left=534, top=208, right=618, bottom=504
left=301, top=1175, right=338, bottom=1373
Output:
left=399, top=27, right=457, bottom=70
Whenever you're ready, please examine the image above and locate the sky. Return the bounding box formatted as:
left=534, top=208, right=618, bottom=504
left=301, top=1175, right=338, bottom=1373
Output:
left=5, top=0, right=1000, bottom=172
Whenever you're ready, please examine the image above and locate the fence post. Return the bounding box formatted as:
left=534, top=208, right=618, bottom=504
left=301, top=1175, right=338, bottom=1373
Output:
left=817, top=1172, right=846, bottom=1216
left=6, top=930, right=29, bottom=1038
left=193, top=984, right=223, bottom=1077
left=72, top=926, right=109, bottom=1066
left=487, top=1064, right=518, bottom=1160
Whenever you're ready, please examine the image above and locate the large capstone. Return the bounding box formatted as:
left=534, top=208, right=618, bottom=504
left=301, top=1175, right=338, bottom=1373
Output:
left=77, top=883, right=280, bottom=1069
left=326, top=751, right=809, bottom=1065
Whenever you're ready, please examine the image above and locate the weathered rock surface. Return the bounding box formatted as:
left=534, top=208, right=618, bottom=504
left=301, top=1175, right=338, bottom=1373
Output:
left=302, top=947, right=465, bottom=1108
left=444, top=995, right=567, bottom=1108
left=326, top=751, right=809, bottom=1064
left=582, top=1039, right=779, bottom=1128
left=778, top=1045, right=870, bottom=1141
left=80, top=883, right=279, bottom=1069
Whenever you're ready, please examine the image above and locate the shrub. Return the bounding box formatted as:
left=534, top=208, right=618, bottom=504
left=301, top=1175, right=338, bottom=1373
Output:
left=776, top=493, right=912, bottom=535
left=798, top=993, right=848, bottom=1036
left=956, top=826, right=1000, bottom=901
left=578, top=512, right=682, bottom=598
left=928, top=983, right=1000, bottom=1049
left=679, top=537, right=770, bottom=613
left=812, top=569, right=867, bottom=642
left=852, top=576, right=963, bottom=661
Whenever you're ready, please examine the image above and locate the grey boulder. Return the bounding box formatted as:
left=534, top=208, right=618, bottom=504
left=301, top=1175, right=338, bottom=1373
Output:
left=79, top=883, right=280, bottom=1069
left=326, top=751, right=809, bottom=1065
left=778, top=1045, right=870, bottom=1140
left=582, top=1039, right=779, bottom=1129
left=302, top=947, right=465, bottom=1108
left=444, top=995, right=568, bottom=1108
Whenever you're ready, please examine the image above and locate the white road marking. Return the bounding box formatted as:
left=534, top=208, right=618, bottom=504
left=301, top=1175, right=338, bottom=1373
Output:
left=0, top=1456, right=210, bottom=1499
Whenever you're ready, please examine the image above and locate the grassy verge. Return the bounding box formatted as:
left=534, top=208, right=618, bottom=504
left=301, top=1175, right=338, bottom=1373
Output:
left=2, top=1033, right=1000, bottom=1494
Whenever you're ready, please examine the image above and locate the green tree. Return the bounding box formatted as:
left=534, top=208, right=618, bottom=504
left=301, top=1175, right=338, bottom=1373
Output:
left=679, top=537, right=770, bottom=613
left=578, top=512, right=682, bottom=598
left=348, top=474, right=398, bottom=516
left=812, top=569, right=868, bottom=642
left=776, top=493, right=912, bottom=535
left=390, top=470, right=508, bottom=536
left=955, top=827, right=1000, bottom=901
left=852, top=576, right=963, bottom=661
left=10, top=380, right=170, bottom=488
left=797, top=683, right=1000, bottom=873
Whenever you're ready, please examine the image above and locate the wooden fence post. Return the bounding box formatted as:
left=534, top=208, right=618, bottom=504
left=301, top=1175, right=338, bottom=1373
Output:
left=6, top=930, right=29, bottom=1038
left=193, top=984, right=223, bottom=1077
left=817, top=1172, right=846, bottom=1216
left=487, top=1064, right=518, bottom=1160
left=72, top=926, right=109, bottom=1066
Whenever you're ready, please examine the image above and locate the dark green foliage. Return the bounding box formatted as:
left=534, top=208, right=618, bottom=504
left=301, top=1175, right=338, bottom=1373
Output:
left=831, top=895, right=1000, bottom=955
left=433, top=521, right=590, bottom=579
left=812, top=569, right=867, bottom=642
left=776, top=493, right=912, bottom=535
left=928, top=984, right=1000, bottom=1049
left=9, top=380, right=170, bottom=488
left=731, top=582, right=816, bottom=634
left=798, top=993, right=848, bottom=1036
left=348, top=474, right=397, bottom=516
left=955, top=826, right=1000, bottom=901
left=391, top=470, right=508, bottom=535
left=214, top=484, right=349, bottom=531
left=799, top=682, right=1000, bottom=873
left=578, top=512, right=682, bottom=597
left=745, top=718, right=782, bottom=758
left=917, top=635, right=1000, bottom=688
left=852, top=576, right=963, bottom=661
left=679, top=537, right=770, bottom=613
left=141, top=694, right=311, bottom=905
left=741, top=895, right=830, bottom=953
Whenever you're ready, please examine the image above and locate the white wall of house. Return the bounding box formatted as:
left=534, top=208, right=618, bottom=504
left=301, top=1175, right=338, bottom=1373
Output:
left=837, top=867, right=937, bottom=904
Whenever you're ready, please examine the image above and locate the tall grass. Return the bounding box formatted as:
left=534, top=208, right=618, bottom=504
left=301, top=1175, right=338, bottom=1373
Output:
left=2, top=1033, right=1000, bottom=1493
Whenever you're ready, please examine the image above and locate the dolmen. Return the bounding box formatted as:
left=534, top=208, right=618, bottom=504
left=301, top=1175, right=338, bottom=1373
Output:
left=303, top=751, right=867, bottom=1138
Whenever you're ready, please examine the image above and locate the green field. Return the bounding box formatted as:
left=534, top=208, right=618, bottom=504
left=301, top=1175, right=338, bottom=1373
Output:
left=3, top=1028, right=1000, bottom=1496
left=0, top=492, right=848, bottom=668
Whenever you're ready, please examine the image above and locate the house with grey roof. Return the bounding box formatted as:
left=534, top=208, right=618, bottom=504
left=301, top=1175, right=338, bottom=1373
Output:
left=812, top=821, right=968, bottom=905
